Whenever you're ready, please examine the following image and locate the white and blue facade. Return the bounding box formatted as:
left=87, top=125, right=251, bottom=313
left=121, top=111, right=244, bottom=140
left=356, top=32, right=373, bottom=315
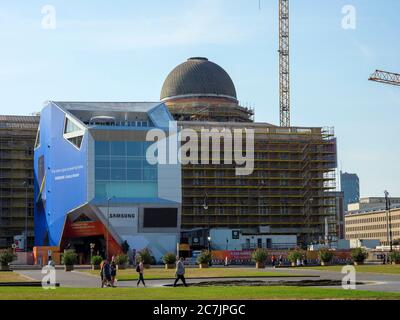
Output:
left=34, top=101, right=181, bottom=261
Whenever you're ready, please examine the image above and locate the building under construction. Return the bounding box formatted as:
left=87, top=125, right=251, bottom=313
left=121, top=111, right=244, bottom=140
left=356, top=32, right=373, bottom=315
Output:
left=0, top=115, right=39, bottom=249
left=161, top=57, right=338, bottom=250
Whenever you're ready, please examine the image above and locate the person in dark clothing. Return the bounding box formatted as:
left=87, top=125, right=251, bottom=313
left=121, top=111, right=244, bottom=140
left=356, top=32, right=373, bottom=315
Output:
left=101, top=259, right=112, bottom=288
left=173, top=257, right=188, bottom=287
left=110, top=256, right=117, bottom=287
left=137, top=259, right=146, bottom=287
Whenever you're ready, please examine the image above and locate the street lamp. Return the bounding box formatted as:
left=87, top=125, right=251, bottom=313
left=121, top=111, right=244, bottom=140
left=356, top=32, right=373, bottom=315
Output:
left=203, top=191, right=209, bottom=250
left=90, top=243, right=95, bottom=264
left=106, top=196, right=115, bottom=259
left=22, top=181, right=29, bottom=252
left=384, top=191, right=393, bottom=252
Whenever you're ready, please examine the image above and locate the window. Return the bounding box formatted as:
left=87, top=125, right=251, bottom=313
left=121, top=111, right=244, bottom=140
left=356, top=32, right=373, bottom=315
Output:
left=34, top=128, right=40, bottom=149
left=95, top=140, right=158, bottom=199
left=63, top=116, right=85, bottom=149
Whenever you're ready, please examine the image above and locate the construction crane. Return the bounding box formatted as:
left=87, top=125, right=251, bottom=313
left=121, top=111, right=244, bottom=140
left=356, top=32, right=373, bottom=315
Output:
left=279, top=0, right=290, bottom=127
left=369, top=70, right=400, bottom=87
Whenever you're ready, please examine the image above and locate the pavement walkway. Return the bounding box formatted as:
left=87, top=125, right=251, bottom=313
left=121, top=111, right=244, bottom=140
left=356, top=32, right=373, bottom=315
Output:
left=15, top=267, right=400, bottom=293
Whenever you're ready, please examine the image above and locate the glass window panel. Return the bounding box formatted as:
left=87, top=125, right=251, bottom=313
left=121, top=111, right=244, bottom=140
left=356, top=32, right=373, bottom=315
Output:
left=95, top=156, right=110, bottom=168
left=125, top=182, right=157, bottom=198
left=95, top=168, right=110, bottom=180
left=95, top=141, right=110, bottom=156
left=95, top=182, right=107, bottom=198
left=110, top=156, right=126, bottom=168
left=127, top=169, right=142, bottom=180
left=127, top=141, right=142, bottom=157
left=143, top=168, right=157, bottom=181
left=111, top=168, right=126, bottom=180
left=127, top=158, right=142, bottom=168
left=111, top=141, right=126, bottom=156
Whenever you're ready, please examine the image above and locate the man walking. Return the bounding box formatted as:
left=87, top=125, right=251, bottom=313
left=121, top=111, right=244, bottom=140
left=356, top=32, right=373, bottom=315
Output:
left=173, top=257, right=188, bottom=287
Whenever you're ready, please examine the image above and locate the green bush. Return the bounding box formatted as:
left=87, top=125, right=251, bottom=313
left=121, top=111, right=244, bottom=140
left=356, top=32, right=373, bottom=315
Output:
left=91, top=255, right=103, bottom=266
left=389, top=251, right=400, bottom=264
left=61, top=250, right=77, bottom=266
left=287, top=250, right=304, bottom=263
left=115, top=254, right=129, bottom=265
left=288, top=250, right=303, bottom=263
left=251, top=248, right=268, bottom=263
left=351, top=248, right=368, bottom=263
left=197, top=251, right=212, bottom=264
left=162, top=252, right=177, bottom=264
left=318, top=248, right=334, bottom=263
left=0, top=249, right=16, bottom=266
left=136, top=248, right=153, bottom=265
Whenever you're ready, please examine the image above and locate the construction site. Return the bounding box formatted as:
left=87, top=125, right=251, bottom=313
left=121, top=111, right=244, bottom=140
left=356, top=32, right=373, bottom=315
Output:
left=0, top=115, right=39, bottom=249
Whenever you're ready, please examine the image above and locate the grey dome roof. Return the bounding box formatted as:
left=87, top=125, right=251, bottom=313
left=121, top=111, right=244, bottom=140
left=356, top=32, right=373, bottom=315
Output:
left=161, top=57, right=237, bottom=101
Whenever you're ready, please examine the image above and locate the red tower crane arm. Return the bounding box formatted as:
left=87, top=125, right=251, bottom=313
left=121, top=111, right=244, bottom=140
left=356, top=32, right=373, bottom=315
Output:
left=369, top=70, right=400, bottom=87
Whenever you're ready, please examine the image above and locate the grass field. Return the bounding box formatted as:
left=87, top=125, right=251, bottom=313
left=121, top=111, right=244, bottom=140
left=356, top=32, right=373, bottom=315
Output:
left=0, top=286, right=399, bottom=300
left=0, top=272, right=33, bottom=283
left=298, top=265, right=400, bottom=275
left=81, top=268, right=298, bottom=281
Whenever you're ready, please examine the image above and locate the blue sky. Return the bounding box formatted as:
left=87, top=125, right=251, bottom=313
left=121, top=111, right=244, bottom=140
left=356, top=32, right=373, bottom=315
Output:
left=0, top=0, right=399, bottom=197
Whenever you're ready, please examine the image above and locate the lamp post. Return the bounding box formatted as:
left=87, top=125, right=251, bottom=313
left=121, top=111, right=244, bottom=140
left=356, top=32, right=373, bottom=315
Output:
left=22, top=181, right=28, bottom=252
left=203, top=191, right=209, bottom=250
left=384, top=191, right=393, bottom=252
left=90, top=243, right=95, bottom=264
left=106, top=196, right=115, bottom=259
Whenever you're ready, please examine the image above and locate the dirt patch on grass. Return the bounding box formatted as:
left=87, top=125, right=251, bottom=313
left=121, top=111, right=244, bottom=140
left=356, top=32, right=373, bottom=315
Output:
left=165, top=279, right=364, bottom=287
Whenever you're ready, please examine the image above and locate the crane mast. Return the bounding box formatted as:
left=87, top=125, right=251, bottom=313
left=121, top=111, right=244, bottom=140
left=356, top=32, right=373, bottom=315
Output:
left=279, top=0, right=290, bottom=127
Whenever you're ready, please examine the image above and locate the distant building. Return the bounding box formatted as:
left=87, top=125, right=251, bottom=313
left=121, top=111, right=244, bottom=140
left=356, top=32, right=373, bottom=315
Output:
left=348, top=197, right=400, bottom=213
left=345, top=206, right=400, bottom=246
left=340, top=171, right=360, bottom=210
left=0, top=115, right=39, bottom=249
left=329, top=191, right=345, bottom=240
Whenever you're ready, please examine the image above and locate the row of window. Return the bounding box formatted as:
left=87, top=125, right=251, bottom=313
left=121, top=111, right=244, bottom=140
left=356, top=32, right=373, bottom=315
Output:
left=346, top=223, right=400, bottom=232
left=95, top=141, right=154, bottom=157
left=346, top=214, right=400, bottom=225
left=95, top=167, right=157, bottom=181
left=347, top=231, right=400, bottom=239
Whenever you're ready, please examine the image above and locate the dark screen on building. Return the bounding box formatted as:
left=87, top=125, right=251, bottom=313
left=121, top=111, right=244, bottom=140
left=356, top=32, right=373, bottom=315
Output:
left=143, top=208, right=178, bottom=228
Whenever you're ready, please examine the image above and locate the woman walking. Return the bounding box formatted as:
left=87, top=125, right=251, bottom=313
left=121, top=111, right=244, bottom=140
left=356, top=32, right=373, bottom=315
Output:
left=136, top=259, right=146, bottom=287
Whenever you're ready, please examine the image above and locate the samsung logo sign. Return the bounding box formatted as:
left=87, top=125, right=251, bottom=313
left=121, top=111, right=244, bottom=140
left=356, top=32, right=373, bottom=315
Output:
left=109, top=213, right=135, bottom=219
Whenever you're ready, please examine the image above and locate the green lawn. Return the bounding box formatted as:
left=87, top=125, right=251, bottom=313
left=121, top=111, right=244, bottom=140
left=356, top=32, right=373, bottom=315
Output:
left=298, top=265, right=400, bottom=275
left=0, top=272, right=33, bottom=283
left=81, top=267, right=297, bottom=281
left=0, top=286, right=399, bottom=300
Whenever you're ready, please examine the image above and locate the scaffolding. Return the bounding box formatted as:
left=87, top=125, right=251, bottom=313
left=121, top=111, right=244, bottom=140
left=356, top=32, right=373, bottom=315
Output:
left=179, top=121, right=337, bottom=246
left=0, top=115, right=39, bottom=248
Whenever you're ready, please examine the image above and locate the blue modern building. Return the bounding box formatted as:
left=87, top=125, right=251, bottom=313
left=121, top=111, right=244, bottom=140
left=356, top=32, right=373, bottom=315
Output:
left=34, top=101, right=181, bottom=262
left=340, top=171, right=360, bottom=211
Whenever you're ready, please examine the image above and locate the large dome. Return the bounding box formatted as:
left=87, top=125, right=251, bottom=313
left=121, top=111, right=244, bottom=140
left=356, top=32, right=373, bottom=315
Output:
left=160, top=57, right=237, bottom=101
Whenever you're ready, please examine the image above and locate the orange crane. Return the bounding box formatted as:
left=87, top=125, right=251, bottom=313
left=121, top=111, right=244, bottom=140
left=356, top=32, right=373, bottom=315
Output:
left=369, top=70, right=400, bottom=87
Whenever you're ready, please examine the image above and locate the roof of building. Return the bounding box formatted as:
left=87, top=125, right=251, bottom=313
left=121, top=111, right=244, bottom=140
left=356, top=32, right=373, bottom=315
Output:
left=160, top=57, right=237, bottom=101
left=51, top=101, right=162, bottom=113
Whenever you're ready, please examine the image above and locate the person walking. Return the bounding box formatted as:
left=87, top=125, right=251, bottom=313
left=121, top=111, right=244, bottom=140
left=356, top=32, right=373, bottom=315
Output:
left=110, top=256, right=117, bottom=287
left=271, top=255, right=276, bottom=267
left=173, top=257, right=188, bottom=287
left=136, top=259, right=146, bottom=287
left=101, top=259, right=112, bottom=288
